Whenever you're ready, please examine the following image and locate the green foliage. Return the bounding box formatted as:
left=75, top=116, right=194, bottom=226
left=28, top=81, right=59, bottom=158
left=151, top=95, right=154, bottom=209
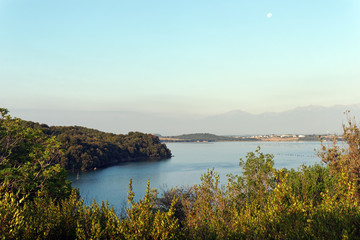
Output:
left=0, top=108, right=71, bottom=200
left=308, top=169, right=360, bottom=239
left=26, top=122, right=172, bottom=172
left=2, top=107, right=360, bottom=239
left=172, top=133, right=243, bottom=142
left=75, top=199, right=122, bottom=239
left=155, top=186, right=194, bottom=223
left=284, top=163, right=335, bottom=205
left=182, top=169, right=232, bottom=239
left=0, top=184, right=26, bottom=239
left=120, top=179, right=181, bottom=239
left=0, top=188, right=80, bottom=240
left=319, top=115, right=360, bottom=193
left=228, top=146, right=275, bottom=207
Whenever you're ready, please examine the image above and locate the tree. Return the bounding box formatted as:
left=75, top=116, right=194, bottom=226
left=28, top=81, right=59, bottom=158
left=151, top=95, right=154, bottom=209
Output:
left=319, top=114, right=360, bottom=194
left=0, top=108, right=71, bottom=200
left=228, top=146, right=276, bottom=206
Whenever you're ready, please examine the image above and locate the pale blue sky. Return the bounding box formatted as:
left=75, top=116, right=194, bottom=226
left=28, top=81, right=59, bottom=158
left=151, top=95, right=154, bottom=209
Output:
left=1, top=0, right=359, bottom=115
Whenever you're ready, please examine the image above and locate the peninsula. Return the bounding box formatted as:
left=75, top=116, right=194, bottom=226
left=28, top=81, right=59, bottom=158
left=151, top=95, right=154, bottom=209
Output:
left=159, top=133, right=342, bottom=143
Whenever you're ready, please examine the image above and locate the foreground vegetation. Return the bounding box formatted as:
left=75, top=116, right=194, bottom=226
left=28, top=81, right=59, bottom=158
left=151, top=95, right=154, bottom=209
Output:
left=1, top=108, right=360, bottom=239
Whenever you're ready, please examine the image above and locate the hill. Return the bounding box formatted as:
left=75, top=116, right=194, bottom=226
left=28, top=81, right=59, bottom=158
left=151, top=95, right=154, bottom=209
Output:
left=11, top=104, right=360, bottom=135
left=24, top=121, right=172, bottom=172
left=161, top=133, right=257, bottom=142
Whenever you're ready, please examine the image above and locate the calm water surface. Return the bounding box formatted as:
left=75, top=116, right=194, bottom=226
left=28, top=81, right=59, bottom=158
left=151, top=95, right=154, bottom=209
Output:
left=68, top=141, right=322, bottom=211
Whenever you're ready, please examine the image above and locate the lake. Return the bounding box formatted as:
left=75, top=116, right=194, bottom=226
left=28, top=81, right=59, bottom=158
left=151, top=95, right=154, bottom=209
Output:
left=68, top=141, right=323, bottom=212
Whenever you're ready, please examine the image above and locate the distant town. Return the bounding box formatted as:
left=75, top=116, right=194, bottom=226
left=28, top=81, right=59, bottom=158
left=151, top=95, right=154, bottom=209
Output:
left=159, top=133, right=343, bottom=143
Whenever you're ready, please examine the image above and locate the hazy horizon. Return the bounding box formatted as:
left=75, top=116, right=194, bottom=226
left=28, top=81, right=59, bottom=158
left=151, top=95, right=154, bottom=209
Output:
left=8, top=104, right=360, bottom=136
left=1, top=1, right=359, bottom=130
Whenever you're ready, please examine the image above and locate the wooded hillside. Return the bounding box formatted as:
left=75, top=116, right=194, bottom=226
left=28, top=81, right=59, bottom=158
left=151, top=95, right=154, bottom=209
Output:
left=24, top=121, right=172, bottom=171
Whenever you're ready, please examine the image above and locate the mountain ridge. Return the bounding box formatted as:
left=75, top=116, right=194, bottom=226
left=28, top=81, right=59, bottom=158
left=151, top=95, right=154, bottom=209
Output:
left=10, top=104, right=360, bottom=136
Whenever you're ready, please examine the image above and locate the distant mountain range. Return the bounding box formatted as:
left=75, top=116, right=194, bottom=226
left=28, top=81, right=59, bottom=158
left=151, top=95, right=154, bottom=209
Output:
left=198, top=105, right=360, bottom=135
left=11, top=104, right=360, bottom=136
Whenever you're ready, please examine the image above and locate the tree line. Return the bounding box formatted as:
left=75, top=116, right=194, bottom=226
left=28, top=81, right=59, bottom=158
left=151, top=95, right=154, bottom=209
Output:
left=168, top=133, right=257, bottom=142
left=23, top=120, right=172, bottom=172
left=1, top=108, right=360, bottom=239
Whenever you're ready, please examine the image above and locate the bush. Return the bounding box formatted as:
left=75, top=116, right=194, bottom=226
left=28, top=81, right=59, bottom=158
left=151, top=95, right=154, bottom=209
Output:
left=2, top=107, right=360, bottom=239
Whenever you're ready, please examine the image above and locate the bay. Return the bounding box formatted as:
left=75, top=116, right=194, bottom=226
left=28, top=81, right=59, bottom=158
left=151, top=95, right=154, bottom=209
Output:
left=68, top=141, right=323, bottom=212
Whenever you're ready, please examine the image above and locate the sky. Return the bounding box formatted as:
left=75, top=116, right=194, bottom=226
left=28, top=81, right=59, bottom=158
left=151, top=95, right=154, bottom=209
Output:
left=1, top=0, right=360, bottom=118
